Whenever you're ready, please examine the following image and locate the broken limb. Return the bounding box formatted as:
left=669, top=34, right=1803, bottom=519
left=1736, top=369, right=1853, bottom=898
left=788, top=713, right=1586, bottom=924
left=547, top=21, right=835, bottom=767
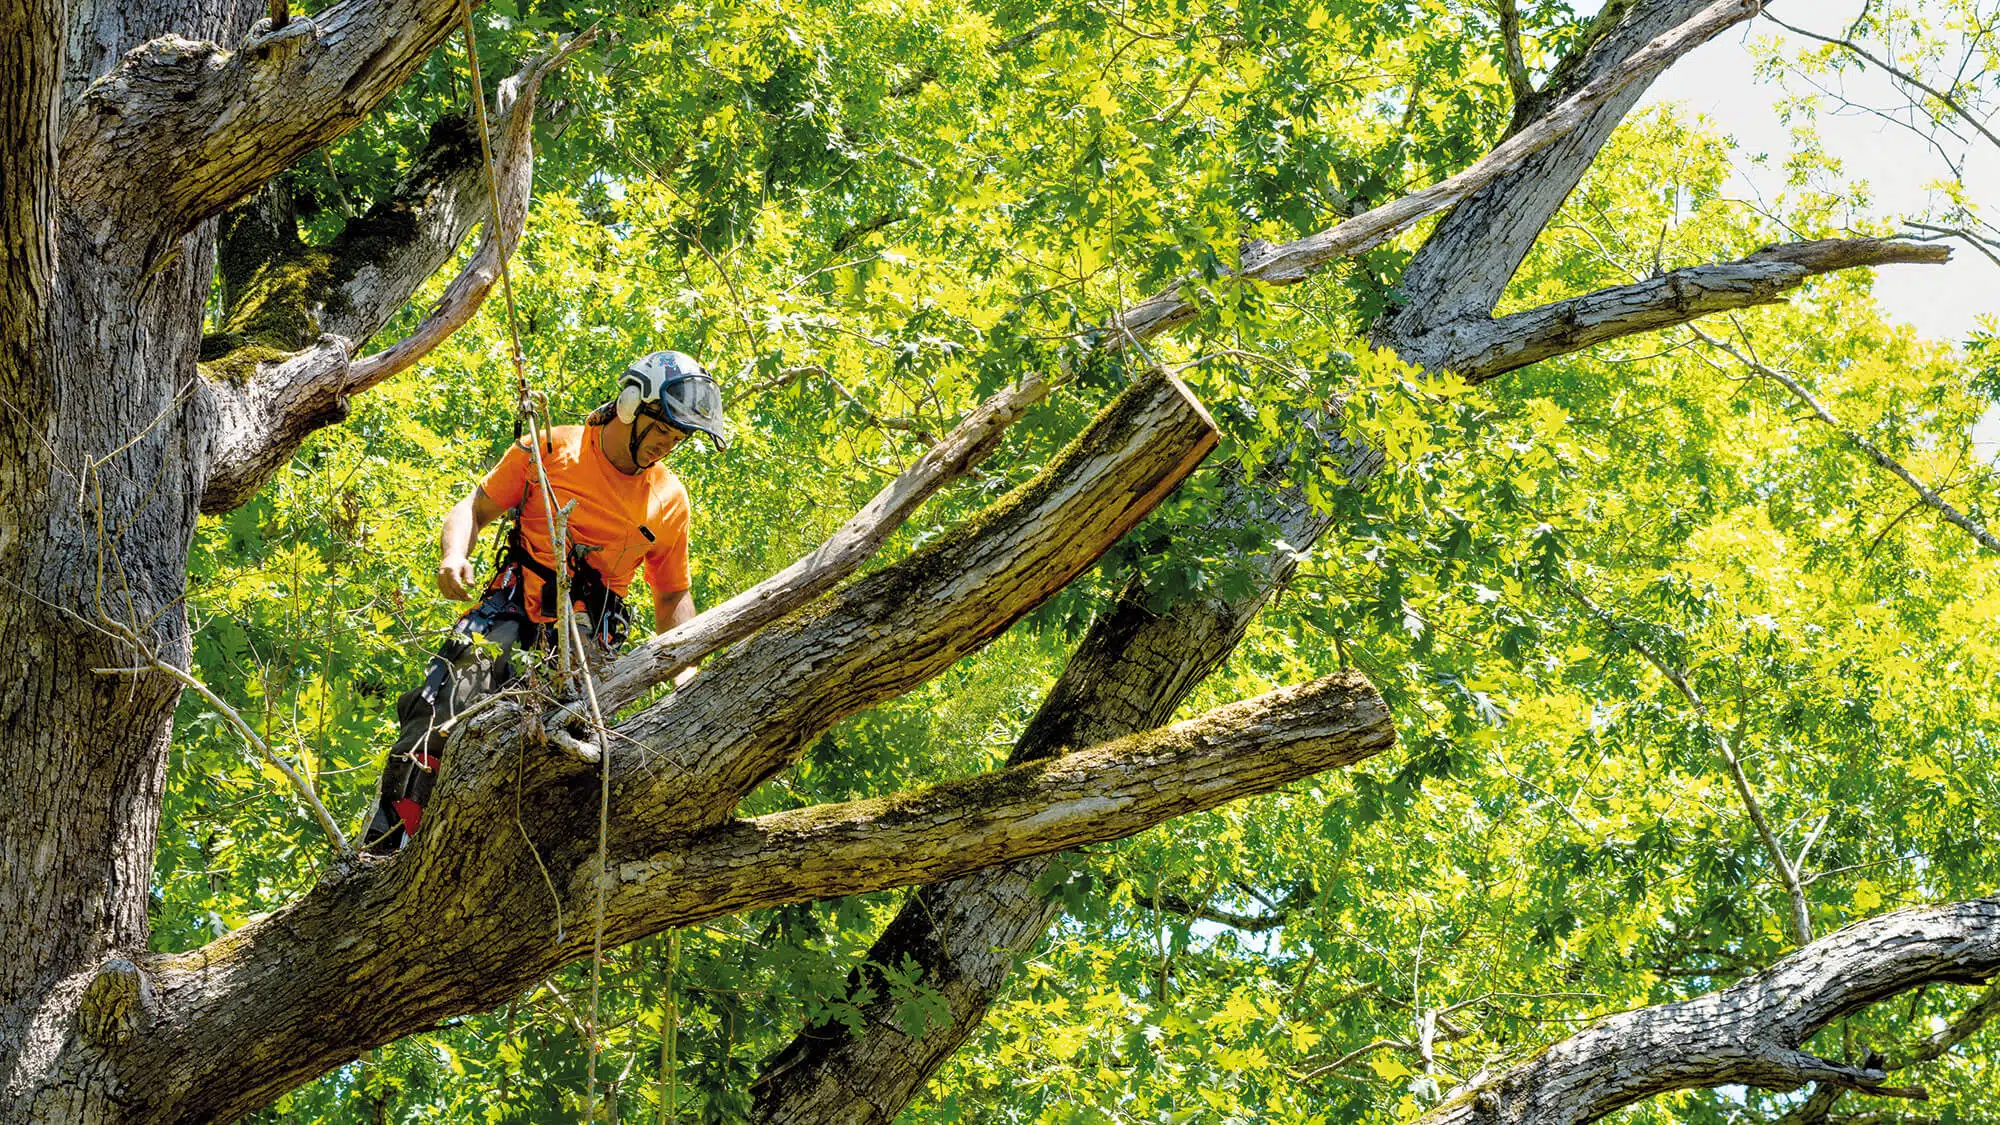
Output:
left=581, top=370, right=1053, bottom=719
left=1446, top=239, right=1952, bottom=384
left=597, top=671, right=1395, bottom=937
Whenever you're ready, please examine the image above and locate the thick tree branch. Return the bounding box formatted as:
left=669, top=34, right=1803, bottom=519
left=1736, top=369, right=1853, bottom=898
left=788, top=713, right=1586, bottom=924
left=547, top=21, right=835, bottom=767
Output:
left=340, top=29, right=592, bottom=384
left=1381, top=0, right=1719, bottom=353
left=599, top=368, right=1218, bottom=822
left=1108, top=0, right=1763, bottom=344
left=1447, top=238, right=1952, bottom=383
left=198, top=36, right=581, bottom=515
left=752, top=431, right=1345, bottom=1123
left=597, top=671, right=1393, bottom=939
left=116, top=669, right=1381, bottom=1125
left=1416, top=899, right=2000, bottom=1125
left=61, top=0, right=486, bottom=233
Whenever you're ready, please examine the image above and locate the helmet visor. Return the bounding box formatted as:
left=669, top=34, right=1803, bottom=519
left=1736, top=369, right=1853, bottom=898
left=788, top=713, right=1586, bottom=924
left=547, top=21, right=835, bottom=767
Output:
left=656, top=373, right=730, bottom=450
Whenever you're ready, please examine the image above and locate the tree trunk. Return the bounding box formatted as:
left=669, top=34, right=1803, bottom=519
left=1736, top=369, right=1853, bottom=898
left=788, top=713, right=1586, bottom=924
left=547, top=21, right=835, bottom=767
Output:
left=0, top=1, right=262, bottom=1114
left=0, top=0, right=548, bottom=1117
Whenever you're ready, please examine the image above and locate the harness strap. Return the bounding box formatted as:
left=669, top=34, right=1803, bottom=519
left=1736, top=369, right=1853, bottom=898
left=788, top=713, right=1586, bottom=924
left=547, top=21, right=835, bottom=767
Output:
left=495, top=514, right=632, bottom=648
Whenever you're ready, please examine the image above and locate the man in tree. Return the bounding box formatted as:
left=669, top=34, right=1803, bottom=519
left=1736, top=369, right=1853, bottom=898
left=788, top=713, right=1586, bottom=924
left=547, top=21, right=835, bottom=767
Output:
left=363, top=350, right=728, bottom=855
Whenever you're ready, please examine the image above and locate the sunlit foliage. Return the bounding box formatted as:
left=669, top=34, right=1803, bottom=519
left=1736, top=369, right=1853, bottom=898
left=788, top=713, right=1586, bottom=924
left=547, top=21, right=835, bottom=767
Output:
left=156, top=1, right=2000, bottom=1121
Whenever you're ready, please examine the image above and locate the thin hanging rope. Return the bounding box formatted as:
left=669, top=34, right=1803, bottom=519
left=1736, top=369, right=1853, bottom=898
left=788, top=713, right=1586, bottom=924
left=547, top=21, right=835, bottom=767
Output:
left=668, top=924, right=684, bottom=1112
left=458, top=0, right=530, bottom=415
left=455, top=0, right=574, bottom=682
left=455, top=6, right=615, bottom=1114
left=568, top=609, right=618, bottom=1119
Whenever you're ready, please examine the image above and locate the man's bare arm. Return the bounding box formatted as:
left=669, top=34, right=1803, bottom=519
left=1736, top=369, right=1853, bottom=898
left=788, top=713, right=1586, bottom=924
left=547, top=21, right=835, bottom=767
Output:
left=438, top=487, right=507, bottom=600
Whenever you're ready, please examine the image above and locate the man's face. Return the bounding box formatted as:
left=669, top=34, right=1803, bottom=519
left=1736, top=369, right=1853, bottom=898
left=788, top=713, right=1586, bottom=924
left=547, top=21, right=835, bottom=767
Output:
left=632, top=415, right=690, bottom=468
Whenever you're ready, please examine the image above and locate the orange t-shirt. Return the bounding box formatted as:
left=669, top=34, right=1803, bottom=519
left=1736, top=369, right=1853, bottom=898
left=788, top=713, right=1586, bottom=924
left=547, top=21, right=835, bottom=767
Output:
left=478, top=425, right=690, bottom=623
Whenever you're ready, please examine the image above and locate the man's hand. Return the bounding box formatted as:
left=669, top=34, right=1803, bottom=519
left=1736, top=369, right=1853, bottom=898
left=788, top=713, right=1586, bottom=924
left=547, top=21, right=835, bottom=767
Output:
left=437, top=488, right=504, bottom=601
left=438, top=556, right=478, bottom=600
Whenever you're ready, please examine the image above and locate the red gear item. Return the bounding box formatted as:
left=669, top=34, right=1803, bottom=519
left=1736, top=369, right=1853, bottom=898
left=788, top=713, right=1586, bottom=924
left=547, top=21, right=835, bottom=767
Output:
left=393, top=799, right=425, bottom=837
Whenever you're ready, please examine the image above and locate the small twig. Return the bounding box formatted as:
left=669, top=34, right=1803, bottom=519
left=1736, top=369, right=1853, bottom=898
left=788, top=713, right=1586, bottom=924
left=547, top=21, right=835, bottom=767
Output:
left=1903, top=221, right=2000, bottom=271
left=1143, top=66, right=1204, bottom=125
left=1689, top=326, right=2000, bottom=555
left=1558, top=580, right=1813, bottom=947
left=1295, top=1038, right=1419, bottom=1082
left=1762, top=11, right=2000, bottom=155
left=96, top=655, right=348, bottom=854
left=1794, top=810, right=1831, bottom=873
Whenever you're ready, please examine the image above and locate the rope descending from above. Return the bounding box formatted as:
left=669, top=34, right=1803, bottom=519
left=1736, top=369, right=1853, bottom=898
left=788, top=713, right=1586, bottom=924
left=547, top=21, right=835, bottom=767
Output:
left=453, top=4, right=622, bottom=1117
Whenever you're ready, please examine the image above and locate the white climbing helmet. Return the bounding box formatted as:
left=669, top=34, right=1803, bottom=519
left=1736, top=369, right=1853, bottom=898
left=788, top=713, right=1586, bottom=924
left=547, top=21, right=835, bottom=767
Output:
left=595, top=350, right=730, bottom=450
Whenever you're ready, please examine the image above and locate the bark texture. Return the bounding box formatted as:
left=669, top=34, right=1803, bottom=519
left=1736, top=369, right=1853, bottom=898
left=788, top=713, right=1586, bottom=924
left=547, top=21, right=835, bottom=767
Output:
left=1416, top=897, right=2000, bottom=1125
left=2, top=1, right=261, bottom=1116
left=1, top=1, right=568, bottom=1119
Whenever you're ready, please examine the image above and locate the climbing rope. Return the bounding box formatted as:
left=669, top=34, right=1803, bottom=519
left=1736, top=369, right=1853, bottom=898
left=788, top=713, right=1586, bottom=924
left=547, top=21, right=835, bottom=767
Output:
left=660, top=930, right=680, bottom=1124
left=454, top=6, right=621, bottom=1118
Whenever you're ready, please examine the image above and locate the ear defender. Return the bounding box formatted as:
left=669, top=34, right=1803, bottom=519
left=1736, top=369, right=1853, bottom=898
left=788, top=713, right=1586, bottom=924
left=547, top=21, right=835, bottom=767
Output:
left=615, top=384, right=644, bottom=425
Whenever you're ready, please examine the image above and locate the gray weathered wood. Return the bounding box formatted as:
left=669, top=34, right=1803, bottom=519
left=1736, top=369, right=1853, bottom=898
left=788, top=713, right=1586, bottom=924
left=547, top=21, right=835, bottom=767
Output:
left=1417, top=898, right=2000, bottom=1125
